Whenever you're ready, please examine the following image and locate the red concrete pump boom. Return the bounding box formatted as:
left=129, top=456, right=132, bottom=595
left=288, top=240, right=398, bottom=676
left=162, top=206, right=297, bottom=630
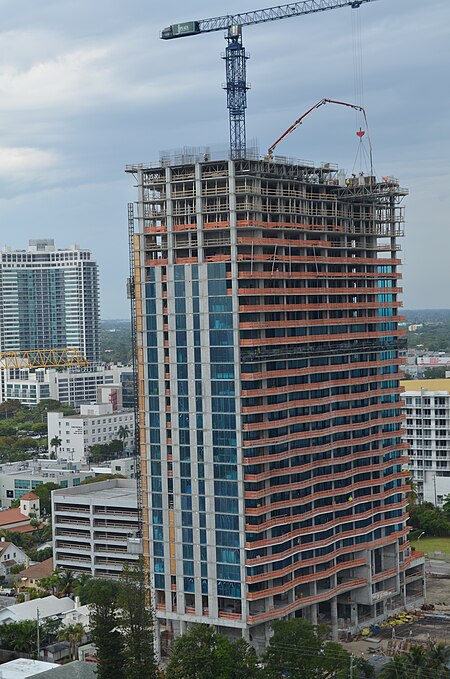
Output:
left=267, top=97, right=372, bottom=161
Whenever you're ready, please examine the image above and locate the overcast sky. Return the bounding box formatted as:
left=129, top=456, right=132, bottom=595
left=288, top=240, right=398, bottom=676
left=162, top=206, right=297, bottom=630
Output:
left=0, top=0, right=448, bottom=318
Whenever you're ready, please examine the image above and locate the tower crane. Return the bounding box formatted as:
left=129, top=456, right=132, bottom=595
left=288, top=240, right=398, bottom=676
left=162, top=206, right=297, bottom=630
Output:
left=161, top=0, right=380, bottom=159
left=0, top=348, right=88, bottom=370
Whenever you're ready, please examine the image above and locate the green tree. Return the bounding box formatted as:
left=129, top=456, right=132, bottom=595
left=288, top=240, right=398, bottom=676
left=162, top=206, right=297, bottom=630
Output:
left=58, top=622, right=85, bottom=660
left=409, top=502, right=450, bottom=537
left=0, top=619, right=38, bottom=654
left=165, top=625, right=228, bottom=679
left=57, top=569, right=76, bottom=597
left=76, top=576, right=121, bottom=606
left=40, top=617, right=63, bottom=646
left=39, top=570, right=62, bottom=595
left=227, top=637, right=261, bottom=679
left=33, top=482, right=61, bottom=515
left=380, top=643, right=450, bottom=679
left=262, top=618, right=372, bottom=679
left=118, top=557, right=158, bottom=679
left=81, top=473, right=126, bottom=485
left=90, top=581, right=125, bottom=679
left=31, top=422, right=47, bottom=436
left=72, top=572, right=91, bottom=597
left=443, top=494, right=450, bottom=521
left=427, top=641, right=450, bottom=675
left=0, top=529, right=24, bottom=547
left=117, top=425, right=130, bottom=452
left=0, top=400, right=22, bottom=420
left=379, top=654, right=411, bottom=679
left=50, top=436, right=62, bottom=458
left=165, top=625, right=260, bottom=679
left=406, top=477, right=419, bottom=508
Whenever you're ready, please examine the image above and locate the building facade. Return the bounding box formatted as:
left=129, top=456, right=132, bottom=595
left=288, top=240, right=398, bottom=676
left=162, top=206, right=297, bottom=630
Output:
left=0, top=239, right=100, bottom=365
left=128, top=154, right=424, bottom=649
left=0, top=460, right=94, bottom=507
left=402, top=378, right=450, bottom=506
left=52, top=479, right=141, bottom=577
left=1, top=365, right=133, bottom=408
left=48, top=403, right=134, bottom=464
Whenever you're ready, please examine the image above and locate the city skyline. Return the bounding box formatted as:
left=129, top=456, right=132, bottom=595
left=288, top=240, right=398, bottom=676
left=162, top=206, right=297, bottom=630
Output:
left=0, top=0, right=448, bottom=317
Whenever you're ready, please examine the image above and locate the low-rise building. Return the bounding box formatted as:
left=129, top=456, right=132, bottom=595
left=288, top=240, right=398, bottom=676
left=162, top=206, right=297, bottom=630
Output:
left=0, top=540, right=28, bottom=578
left=52, top=479, right=141, bottom=577
left=402, top=378, right=450, bottom=505
left=2, top=364, right=133, bottom=408
left=35, top=661, right=97, bottom=678
left=48, top=403, right=134, bottom=464
left=0, top=493, right=41, bottom=534
left=0, top=595, right=74, bottom=624
left=0, top=461, right=94, bottom=507
left=90, top=456, right=137, bottom=478
left=18, top=557, right=53, bottom=590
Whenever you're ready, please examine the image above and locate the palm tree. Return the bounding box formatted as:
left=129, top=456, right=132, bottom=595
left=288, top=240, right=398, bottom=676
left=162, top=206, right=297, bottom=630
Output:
left=50, top=435, right=62, bottom=459
left=406, top=644, right=429, bottom=676
left=57, top=569, right=76, bottom=597
left=2, top=620, right=37, bottom=654
left=73, top=572, right=91, bottom=597
left=117, top=425, right=130, bottom=452
left=427, top=641, right=450, bottom=676
left=406, top=476, right=419, bottom=507
left=379, top=655, right=411, bottom=679
left=58, top=623, right=85, bottom=660
left=39, top=570, right=61, bottom=595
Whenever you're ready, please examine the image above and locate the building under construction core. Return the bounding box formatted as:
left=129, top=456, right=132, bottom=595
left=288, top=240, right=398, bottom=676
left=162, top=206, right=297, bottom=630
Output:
left=127, top=151, right=425, bottom=651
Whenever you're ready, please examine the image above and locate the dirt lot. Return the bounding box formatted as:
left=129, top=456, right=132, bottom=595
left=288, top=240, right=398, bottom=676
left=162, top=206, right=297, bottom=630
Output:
left=342, top=570, right=450, bottom=657
left=425, top=574, right=450, bottom=607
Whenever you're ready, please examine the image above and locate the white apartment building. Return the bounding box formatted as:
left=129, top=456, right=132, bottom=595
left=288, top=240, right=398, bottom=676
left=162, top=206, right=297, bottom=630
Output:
left=52, top=479, right=141, bottom=577
left=402, top=378, right=450, bottom=506
left=48, top=403, right=135, bottom=463
left=1, top=365, right=133, bottom=408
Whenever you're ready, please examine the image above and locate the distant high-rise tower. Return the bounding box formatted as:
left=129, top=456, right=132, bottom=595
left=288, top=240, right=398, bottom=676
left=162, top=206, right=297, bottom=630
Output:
left=0, top=239, right=100, bottom=362
left=128, top=154, right=425, bottom=652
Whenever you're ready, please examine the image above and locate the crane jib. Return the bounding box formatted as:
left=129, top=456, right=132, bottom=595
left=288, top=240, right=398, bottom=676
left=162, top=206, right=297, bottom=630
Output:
left=161, top=0, right=380, bottom=158
left=161, top=0, right=378, bottom=39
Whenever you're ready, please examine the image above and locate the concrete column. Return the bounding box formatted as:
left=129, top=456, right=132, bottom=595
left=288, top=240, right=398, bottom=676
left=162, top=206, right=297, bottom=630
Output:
left=310, top=603, right=318, bottom=626
left=350, top=603, right=358, bottom=630
left=154, top=619, right=161, bottom=661
left=330, top=597, right=338, bottom=641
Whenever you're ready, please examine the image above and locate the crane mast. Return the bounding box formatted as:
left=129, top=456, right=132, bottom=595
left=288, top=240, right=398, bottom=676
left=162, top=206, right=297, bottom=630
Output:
left=161, top=0, right=379, bottom=158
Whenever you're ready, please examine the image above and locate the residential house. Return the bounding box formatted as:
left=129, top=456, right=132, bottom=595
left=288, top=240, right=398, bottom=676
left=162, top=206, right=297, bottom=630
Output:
left=18, top=558, right=53, bottom=590
left=0, top=540, right=28, bottom=579
left=0, top=595, right=74, bottom=624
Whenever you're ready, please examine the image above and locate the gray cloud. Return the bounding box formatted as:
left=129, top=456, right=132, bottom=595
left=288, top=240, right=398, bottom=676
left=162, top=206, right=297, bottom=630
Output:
left=0, top=0, right=448, bottom=316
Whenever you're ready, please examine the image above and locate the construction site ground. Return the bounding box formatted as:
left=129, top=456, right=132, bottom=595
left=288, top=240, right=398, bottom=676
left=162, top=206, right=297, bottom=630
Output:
left=342, top=563, right=450, bottom=657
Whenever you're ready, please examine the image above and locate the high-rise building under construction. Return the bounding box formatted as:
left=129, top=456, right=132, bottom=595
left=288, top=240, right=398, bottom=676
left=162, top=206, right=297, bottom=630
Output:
left=127, top=152, right=424, bottom=650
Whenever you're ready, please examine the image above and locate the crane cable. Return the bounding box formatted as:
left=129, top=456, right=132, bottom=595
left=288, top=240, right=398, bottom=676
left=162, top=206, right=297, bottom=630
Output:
left=351, top=7, right=374, bottom=176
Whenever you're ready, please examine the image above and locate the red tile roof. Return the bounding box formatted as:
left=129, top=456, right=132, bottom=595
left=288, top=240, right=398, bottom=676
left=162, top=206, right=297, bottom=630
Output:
left=0, top=508, right=30, bottom=527
left=20, top=492, right=39, bottom=501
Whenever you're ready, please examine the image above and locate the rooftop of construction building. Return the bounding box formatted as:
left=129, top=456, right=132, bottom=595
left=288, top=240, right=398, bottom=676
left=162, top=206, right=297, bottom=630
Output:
left=125, top=147, right=405, bottom=193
